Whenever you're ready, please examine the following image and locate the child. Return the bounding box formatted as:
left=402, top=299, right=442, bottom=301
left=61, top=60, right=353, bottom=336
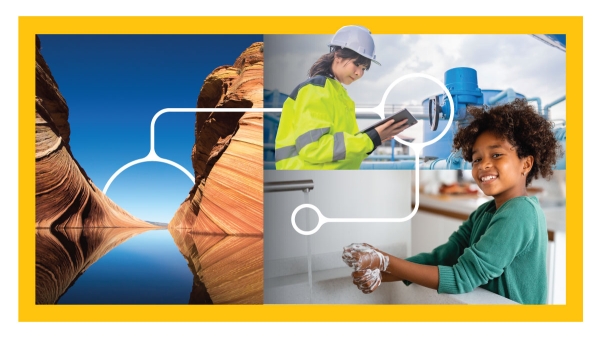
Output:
left=342, top=98, right=563, bottom=304
left=274, top=25, right=407, bottom=170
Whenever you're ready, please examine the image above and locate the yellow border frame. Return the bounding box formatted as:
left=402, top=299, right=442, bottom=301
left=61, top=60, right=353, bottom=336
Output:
left=19, top=16, right=583, bottom=322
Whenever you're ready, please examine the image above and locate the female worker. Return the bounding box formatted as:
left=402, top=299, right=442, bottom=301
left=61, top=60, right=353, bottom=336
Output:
left=274, top=25, right=408, bottom=170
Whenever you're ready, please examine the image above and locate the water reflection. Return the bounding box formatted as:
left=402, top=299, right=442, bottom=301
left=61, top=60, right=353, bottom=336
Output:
left=168, top=227, right=264, bottom=304
left=36, top=226, right=264, bottom=304
left=36, top=226, right=156, bottom=304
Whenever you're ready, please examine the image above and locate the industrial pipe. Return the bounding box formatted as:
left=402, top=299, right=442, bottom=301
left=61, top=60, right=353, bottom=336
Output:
left=360, top=161, right=419, bottom=170
left=489, top=88, right=516, bottom=105
left=420, top=158, right=447, bottom=170
left=355, top=112, right=428, bottom=120
left=527, top=97, right=542, bottom=114
left=366, top=155, right=416, bottom=161
left=543, top=96, right=566, bottom=118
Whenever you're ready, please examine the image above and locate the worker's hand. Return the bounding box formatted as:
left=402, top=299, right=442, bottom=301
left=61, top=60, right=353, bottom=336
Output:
left=352, top=269, right=382, bottom=294
left=342, top=243, right=389, bottom=272
left=374, top=118, right=409, bottom=142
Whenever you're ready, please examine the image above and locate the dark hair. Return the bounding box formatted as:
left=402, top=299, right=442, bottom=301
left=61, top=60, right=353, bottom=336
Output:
left=452, top=98, right=563, bottom=186
left=308, top=46, right=371, bottom=78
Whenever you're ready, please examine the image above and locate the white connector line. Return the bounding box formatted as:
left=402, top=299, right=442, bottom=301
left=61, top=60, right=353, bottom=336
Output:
left=291, top=144, right=425, bottom=235
left=102, top=73, right=454, bottom=237
left=102, top=108, right=281, bottom=194
left=290, top=73, right=455, bottom=235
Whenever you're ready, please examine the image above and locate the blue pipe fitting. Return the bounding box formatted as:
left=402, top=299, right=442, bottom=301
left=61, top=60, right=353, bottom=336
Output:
left=527, top=97, right=542, bottom=114
left=489, top=88, right=516, bottom=106
left=441, top=67, right=484, bottom=122
left=543, top=95, right=566, bottom=118
left=420, top=158, right=447, bottom=170
left=444, top=150, right=473, bottom=170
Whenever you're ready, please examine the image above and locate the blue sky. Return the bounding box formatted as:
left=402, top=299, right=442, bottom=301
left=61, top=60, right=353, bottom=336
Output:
left=38, top=34, right=262, bottom=223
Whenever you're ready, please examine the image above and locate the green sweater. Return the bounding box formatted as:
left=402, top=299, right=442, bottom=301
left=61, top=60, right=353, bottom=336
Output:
left=406, top=196, right=548, bottom=304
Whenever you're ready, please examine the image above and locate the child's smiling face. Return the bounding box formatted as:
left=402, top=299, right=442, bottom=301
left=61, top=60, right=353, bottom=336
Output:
left=471, top=131, right=533, bottom=209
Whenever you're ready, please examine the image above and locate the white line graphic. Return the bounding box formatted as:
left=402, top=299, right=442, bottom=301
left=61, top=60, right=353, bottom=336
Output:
left=291, top=74, right=455, bottom=235
left=102, top=108, right=281, bottom=194
left=102, top=73, right=454, bottom=236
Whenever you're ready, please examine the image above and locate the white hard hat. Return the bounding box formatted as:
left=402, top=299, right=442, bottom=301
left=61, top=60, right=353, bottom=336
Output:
left=328, top=25, right=381, bottom=66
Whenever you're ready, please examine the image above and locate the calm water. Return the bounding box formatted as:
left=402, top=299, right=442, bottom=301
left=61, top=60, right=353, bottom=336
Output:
left=36, top=227, right=263, bottom=304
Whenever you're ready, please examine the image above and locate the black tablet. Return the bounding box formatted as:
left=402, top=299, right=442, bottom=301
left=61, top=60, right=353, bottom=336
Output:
left=359, top=108, right=418, bottom=134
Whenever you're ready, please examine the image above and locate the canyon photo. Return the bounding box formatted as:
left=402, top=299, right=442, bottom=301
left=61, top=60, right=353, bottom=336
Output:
left=35, top=35, right=264, bottom=304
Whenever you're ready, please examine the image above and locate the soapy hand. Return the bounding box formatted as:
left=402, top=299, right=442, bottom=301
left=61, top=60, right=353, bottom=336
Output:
left=342, top=243, right=389, bottom=272
left=352, top=269, right=382, bottom=294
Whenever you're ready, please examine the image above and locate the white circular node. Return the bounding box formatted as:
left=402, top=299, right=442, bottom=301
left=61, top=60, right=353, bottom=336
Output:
left=103, top=154, right=194, bottom=195
left=377, top=73, right=455, bottom=147
left=291, top=204, right=327, bottom=236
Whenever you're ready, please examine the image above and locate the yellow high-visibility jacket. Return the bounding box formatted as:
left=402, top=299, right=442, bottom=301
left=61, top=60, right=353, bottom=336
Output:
left=275, top=75, right=381, bottom=170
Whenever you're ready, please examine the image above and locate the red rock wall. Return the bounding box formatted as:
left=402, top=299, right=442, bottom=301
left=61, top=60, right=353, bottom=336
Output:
left=36, top=227, right=155, bottom=304
left=168, top=227, right=263, bottom=304
left=169, top=42, right=264, bottom=235
left=35, top=36, right=155, bottom=230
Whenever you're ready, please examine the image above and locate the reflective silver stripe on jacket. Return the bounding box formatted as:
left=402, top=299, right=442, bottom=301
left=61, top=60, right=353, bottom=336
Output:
left=274, top=127, right=331, bottom=162
left=333, top=132, right=346, bottom=161
left=274, top=146, right=297, bottom=162
left=296, top=127, right=330, bottom=150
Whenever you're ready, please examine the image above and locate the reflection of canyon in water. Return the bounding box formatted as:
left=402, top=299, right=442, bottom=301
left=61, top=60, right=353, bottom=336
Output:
left=36, top=227, right=263, bottom=304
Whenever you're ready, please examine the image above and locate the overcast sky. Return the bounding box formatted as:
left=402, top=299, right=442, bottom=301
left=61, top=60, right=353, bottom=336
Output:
left=265, top=34, right=567, bottom=133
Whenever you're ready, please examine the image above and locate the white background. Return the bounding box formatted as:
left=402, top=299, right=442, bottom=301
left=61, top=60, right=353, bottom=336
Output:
left=2, top=0, right=596, bottom=335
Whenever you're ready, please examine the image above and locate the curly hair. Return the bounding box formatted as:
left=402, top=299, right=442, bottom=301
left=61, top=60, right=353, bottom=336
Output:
left=452, top=98, right=564, bottom=186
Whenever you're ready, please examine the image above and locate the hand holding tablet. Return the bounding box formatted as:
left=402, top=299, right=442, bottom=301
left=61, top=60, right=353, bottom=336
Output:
left=360, top=108, right=418, bottom=142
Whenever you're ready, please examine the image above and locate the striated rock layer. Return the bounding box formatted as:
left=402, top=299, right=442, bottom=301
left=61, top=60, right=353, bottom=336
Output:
left=36, top=227, right=155, bottom=304
left=168, top=227, right=263, bottom=304
left=169, top=42, right=264, bottom=235
left=35, top=36, right=154, bottom=230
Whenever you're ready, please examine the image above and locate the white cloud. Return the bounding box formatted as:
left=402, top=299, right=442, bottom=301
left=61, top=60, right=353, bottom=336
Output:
left=265, top=34, right=567, bottom=122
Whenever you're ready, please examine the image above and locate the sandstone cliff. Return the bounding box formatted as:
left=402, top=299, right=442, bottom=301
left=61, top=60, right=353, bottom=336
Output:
left=168, top=227, right=263, bottom=304
left=35, top=36, right=155, bottom=229
left=36, top=227, right=153, bottom=304
left=168, top=42, right=264, bottom=235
